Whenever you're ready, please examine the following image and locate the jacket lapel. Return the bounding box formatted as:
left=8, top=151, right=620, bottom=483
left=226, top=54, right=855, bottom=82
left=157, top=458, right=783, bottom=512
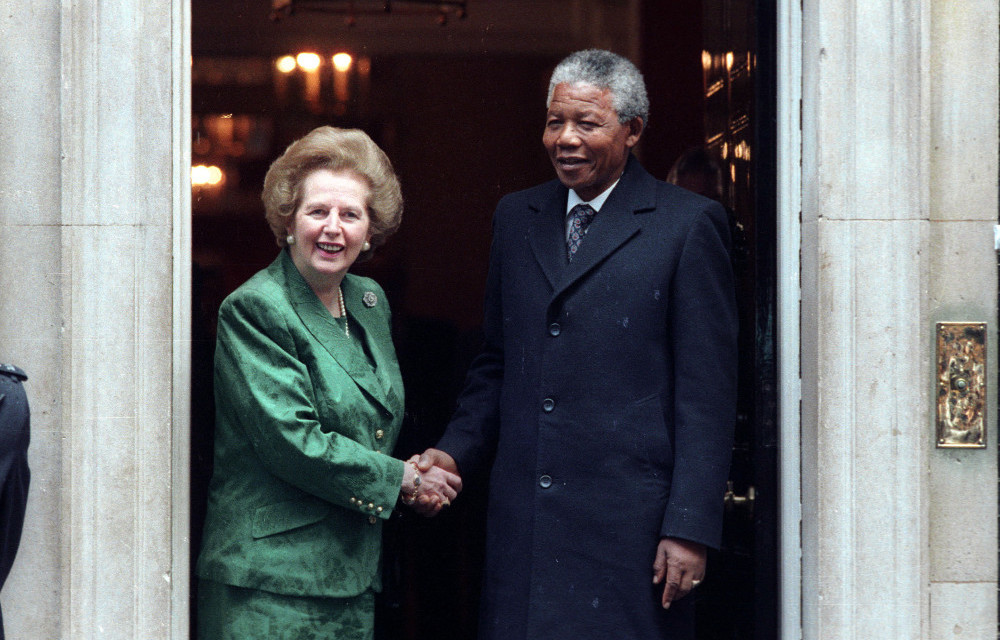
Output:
left=279, top=252, right=396, bottom=416
left=341, top=275, right=402, bottom=413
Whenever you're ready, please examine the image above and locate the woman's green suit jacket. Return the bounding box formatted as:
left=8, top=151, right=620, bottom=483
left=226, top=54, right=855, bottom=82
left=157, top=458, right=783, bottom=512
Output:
left=196, top=250, right=405, bottom=598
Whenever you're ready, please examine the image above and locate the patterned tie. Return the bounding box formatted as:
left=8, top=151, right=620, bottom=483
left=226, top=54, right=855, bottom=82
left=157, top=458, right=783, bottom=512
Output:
left=566, top=204, right=597, bottom=262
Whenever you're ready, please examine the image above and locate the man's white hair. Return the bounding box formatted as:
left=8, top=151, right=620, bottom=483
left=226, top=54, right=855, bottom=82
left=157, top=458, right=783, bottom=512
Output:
left=547, top=49, right=650, bottom=125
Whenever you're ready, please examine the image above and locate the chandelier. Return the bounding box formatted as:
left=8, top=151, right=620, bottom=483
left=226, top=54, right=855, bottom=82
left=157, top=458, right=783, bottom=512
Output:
left=270, top=0, right=469, bottom=25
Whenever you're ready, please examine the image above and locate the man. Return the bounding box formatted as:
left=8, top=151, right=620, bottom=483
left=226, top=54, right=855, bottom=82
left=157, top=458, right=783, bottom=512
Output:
left=0, top=364, right=30, bottom=640
left=416, top=49, right=737, bottom=638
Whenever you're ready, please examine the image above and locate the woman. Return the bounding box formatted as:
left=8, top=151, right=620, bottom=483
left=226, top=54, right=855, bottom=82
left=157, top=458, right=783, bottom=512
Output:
left=196, top=126, right=460, bottom=639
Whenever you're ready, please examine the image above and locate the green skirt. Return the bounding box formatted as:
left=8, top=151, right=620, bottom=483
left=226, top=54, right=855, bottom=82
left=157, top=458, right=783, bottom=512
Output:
left=197, top=579, right=375, bottom=640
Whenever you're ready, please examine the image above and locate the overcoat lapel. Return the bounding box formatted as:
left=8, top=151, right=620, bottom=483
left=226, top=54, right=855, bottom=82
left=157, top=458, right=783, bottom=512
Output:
left=528, top=155, right=656, bottom=301
left=527, top=187, right=569, bottom=291
left=279, top=252, right=396, bottom=416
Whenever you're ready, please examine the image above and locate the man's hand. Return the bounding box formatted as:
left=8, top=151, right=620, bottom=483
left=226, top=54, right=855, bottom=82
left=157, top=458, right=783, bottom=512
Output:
left=405, top=449, right=462, bottom=517
left=416, top=448, right=459, bottom=475
left=652, top=537, right=706, bottom=609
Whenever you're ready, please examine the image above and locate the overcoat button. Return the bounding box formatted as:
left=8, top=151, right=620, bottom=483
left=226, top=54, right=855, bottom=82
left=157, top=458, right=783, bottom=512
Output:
left=375, top=429, right=385, bottom=440
left=548, top=323, right=561, bottom=336
left=539, top=475, right=552, bottom=488
left=542, top=398, right=555, bottom=412
left=368, top=515, right=377, bottom=524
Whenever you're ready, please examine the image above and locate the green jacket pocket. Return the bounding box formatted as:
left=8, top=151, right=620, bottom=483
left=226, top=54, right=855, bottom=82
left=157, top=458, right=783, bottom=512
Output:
left=251, top=499, right=331, bottom=539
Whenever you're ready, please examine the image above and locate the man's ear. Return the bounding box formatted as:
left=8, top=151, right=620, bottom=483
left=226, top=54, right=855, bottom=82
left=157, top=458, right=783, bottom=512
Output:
left=626, top=117, right=644, bottom=148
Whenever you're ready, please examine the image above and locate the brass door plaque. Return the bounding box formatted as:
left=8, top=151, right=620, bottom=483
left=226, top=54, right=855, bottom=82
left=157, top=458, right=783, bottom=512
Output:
left=936, top=322, right=986, bottom=448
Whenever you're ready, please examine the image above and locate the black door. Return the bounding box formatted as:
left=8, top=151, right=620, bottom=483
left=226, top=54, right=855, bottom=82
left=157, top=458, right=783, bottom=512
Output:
left=696, top=1, right=779, bottom=638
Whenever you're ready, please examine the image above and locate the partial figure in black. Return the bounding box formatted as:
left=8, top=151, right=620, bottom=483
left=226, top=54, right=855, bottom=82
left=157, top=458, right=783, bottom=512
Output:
left=0, top=364, right=29, bottom=640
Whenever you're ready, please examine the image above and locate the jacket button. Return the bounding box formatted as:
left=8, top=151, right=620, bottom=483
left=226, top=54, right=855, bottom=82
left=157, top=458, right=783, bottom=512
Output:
left=548, top=323, right=561, bottom=336
left=375, top=429, right=385, bottom=440
left=542, top=398, right=555, bottom=412
left=368, top=515, right=377, bottom=524
left=539, top=475, right=552, bottom=488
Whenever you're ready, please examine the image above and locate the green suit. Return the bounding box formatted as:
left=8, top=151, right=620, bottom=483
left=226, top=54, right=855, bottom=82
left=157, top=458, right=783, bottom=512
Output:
left=196, top=249, right=405, bottom=609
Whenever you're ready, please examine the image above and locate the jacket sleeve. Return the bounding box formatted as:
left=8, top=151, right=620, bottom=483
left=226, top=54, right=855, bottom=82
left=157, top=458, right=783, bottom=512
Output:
left=214, top=292, right=404, bottom=519
left=435, top=207, right=505, bottom=478
left=660, top=201, right=738, bottom=548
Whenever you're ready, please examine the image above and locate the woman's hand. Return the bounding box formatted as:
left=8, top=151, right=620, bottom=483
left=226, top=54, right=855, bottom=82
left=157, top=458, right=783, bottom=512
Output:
left=401, top=451, right=462, bottom=517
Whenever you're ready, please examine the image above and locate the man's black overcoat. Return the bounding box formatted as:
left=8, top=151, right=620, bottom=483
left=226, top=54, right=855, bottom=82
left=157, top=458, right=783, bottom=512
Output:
left=437, top=156, right=738, bottom=639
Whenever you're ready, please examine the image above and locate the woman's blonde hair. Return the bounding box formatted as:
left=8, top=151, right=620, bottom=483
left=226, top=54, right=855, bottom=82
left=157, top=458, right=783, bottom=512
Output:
left=262, top=126, right=402, bottom=261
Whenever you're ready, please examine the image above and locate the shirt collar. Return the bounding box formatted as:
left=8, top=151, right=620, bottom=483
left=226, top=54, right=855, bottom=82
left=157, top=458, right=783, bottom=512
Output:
left=566, top=178, right=620, bottom=216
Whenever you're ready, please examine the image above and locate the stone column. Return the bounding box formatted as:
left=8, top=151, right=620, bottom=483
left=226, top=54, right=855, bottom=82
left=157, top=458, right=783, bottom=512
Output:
left=0, top=0, right=190, bottom=637
left=801, top=0, right=998, bottom=638
left=0, top=0, right=65, bottom=635
left=802, top=0, right=929, bottom=637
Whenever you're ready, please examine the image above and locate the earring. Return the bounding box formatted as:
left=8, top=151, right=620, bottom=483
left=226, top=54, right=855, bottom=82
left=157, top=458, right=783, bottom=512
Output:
left=286, top=234, right=296, bottom=246
left=362, top=241, right=371, bottom=252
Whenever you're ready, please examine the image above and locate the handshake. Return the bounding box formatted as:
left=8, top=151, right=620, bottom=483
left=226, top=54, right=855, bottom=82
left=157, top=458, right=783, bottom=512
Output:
left=400, top=448, right=463, bottom=517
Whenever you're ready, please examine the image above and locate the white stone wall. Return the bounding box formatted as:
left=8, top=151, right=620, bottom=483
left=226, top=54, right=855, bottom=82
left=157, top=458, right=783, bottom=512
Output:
left=0, top=0, right=189, bottom=637
left=801, top=0, right=998, bottom=638
left=927, top=2, right=999, bottom=638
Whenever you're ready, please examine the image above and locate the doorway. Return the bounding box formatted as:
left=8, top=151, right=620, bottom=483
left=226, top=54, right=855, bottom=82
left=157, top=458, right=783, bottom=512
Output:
left=188, top=2, right=780, bottom=638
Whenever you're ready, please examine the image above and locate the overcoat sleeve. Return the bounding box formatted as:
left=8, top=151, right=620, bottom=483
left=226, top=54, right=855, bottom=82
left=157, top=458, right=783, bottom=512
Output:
left=660, top=201, right=738, bottom=547
left=214, top=291, right=404, bottom=517
left=435, top=209, right=505, bottom=476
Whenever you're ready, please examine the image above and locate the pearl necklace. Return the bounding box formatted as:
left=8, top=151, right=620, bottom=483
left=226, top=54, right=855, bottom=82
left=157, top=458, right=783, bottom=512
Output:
left=338, top=286, right=349, bottom=337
